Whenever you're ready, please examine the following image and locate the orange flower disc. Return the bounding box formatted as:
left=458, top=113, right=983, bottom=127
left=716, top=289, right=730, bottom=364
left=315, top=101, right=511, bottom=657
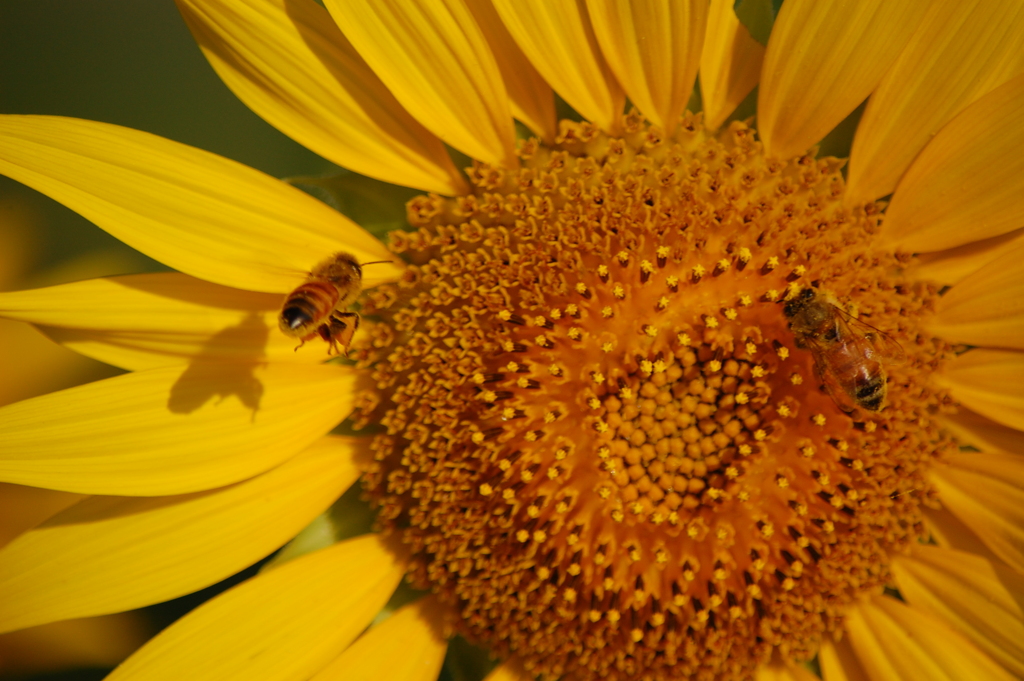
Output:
left=354, top=113, right=952, bottom=680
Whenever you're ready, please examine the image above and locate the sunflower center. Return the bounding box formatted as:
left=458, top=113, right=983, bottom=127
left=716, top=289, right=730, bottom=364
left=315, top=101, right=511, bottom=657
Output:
left=354, top=113, right=948, bottom=681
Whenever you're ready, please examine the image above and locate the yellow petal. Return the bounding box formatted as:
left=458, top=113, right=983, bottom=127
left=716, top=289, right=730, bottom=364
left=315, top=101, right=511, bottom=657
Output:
left=177, top=0, right=466, bottom=196
left=483, top=660, right=534, bottom=681
left=0, top=273, right=334, bottom=370
left=929, top=236, right=1024, bottom=349
left=464, top=0, right=556, bottom=143
left=937, top=349, right=1024, bottom=431
left=0, top=484, right=83, bottom=550
left=105, top=534, right=404, bottom=681
left=880, top=72, right=1024, bottom=252
left=0, top=613, right=150, bottom=676
left=757, top=0, right=928, bottom=159
left=0, top=436, right=360, bottom=634
left=844, top=595, right=1014, bottom=681
left=0, top=115, right=400, bottom=293
left=324, top=0, right=516, bottom=168
left=846, top=2, right=1024, bottom=205
left=699, top=0, right=765, bottom=132
left=893, top=545, right=1024, bottom=677
left=923, top=504, right=1007, bottom=568
left=492, top=0, right=625, bottom=132
left=0, top=316, right=118, bottom=408
left=0, top=362, right=355, bottom=495
left=908, top=229, right=1024, bottom=287
left=311, top=598, right=447, bottom=681
left=942, top=407, right=1024, bottom=456
left=587, top=0, right=706, bottom=134
left=931, top=450, right=1024, bottom=573
left=818, top=636, right=871, bottom=681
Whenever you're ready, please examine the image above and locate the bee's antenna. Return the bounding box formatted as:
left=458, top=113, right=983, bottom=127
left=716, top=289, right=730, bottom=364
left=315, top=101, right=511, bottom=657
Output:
left=360, top=260, right=392, bottom=267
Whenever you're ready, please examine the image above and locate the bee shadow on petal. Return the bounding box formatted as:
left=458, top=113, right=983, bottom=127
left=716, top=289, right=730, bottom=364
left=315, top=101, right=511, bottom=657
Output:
left=167, top=313, right=268, bottom=417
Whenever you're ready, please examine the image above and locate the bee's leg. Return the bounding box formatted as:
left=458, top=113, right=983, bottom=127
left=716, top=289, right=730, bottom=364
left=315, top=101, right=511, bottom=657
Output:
left=311, top=323, right=339, bottom=356
left=293, top=329, right=320, bottom=352
left=325, top=312, right=360, bottom=356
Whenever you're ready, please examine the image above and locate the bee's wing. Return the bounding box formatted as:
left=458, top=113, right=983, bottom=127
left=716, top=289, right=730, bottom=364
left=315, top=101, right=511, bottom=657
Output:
left=835, top=309, right=906, bottom=365
left=803, top=335, right=859, bottom=413
left=813, top=356, right=858, bottom=413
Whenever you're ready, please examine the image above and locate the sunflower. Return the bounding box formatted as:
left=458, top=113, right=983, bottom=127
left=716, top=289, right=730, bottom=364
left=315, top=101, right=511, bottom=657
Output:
left=2, top=0, right=1024, bottom=679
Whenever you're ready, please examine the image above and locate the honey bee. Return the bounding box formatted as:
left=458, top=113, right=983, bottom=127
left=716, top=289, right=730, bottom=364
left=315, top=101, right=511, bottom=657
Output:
left=278, top=253, right=387, bottom=355
left=783, top=287, right=904, bottom=412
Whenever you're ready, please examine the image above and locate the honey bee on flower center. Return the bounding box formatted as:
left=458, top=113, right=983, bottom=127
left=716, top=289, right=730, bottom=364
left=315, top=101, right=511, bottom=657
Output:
left=784, top=287, right=904, bottom=412
left=278, top=252, right=386, bottom=355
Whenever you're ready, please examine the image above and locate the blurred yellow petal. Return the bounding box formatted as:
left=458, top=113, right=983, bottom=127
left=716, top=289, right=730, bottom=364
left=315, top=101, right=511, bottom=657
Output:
left=844, top=596, right=1014, bottom=681
left=492, top=0, right=624, bottom=132
left=880, top=72, right=1024, bottom=252
left=923, top=504, right=1008, bottom=568
left=908, top=229, right=1024, bottom=287
left=465, top=0, right=556, bottom=143
left=311, top=598, right=447, bottom=681
left=942, top=407, right=1024, bottom=456
left=757, top=0, right=928, bottom=159
left=700, top=0, right=765, bottom=132
left=0, top=613, right=150, bottom=676
left=893, top=545, right=1024, bottom=677
left=178, top=0, right=466, bottom=195
left=0, top=362, right=355, bottom=495
left=0, top=202, right=122, bottom=407
left=847, top=1, right=1024, bottom=205
left=0, top=273, right=331, bottom=370
left=931, top=451, right=1024, bottom=573
left=937, top=349, right=1024, bottom=431
left=0, top=483, right=83, bottom=549
left=928, top=237, right=1024, bottom=349
left=0, top=317, right=119, bottom=408
left=105, top=534, right=404, bottom=681
left=0, top=115, right=400, bottom=293
left=818, top=636, right=871, bottom=681
left=324, top=0, right=516, bottom=168
left=587, top=0, right=706, bottom=134
left=483, top=660, right=534, bottom=681
left=0, top=437, right=360, bottom=633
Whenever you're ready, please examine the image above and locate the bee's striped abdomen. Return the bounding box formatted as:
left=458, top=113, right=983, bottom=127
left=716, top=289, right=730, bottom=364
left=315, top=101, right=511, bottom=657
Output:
left=279, top=280, right=340, bottom=338
left=853, top=374, right=886, bottom=411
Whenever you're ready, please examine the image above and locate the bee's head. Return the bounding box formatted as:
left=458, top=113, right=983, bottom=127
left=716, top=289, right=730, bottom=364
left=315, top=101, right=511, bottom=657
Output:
left=783, top=287, right=816, bottom=318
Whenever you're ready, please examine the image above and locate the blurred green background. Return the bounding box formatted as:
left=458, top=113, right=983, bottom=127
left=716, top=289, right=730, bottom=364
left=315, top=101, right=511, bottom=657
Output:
left=0, top=2, right=332, bottom=678
left=0, top=0, right=334, bottom=406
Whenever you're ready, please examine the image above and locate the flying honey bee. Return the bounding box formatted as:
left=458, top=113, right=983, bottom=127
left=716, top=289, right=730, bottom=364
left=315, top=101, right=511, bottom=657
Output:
left=278, top=252, right=387, bottom=355
left=783, top=287, right=904, bottom=412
